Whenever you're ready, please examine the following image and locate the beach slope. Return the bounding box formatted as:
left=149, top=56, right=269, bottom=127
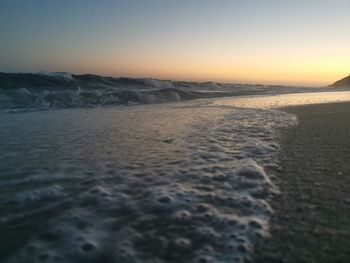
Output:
left=257, top=102, right=350, bottom=262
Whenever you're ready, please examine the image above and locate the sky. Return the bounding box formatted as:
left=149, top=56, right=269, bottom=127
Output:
left=0, top=0, right=349, bottom=86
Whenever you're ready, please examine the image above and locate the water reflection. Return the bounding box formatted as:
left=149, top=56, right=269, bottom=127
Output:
left=212, top=91, right=350, bottom=108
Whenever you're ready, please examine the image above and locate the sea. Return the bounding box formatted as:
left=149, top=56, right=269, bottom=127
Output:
left=1, top=73, right=350, bottom=262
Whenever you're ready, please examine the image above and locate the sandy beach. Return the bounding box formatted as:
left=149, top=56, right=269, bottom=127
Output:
left=256, top=102, right=350, bottom=262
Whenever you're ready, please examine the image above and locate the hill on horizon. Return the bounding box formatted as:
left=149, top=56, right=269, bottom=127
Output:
left=330, top=74, right=350, bottom=88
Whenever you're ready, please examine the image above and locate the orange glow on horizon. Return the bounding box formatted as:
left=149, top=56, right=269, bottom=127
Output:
left=60, top=42, right=350, bottom=87
left=2, top=1, right=349, bottom=87
left=70, top=54, right=349, bottom=87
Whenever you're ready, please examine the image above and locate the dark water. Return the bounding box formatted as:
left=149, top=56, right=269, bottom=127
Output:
left=0, top=99, right=296, bottom=263
left=0, top=72, right=328, bottom=110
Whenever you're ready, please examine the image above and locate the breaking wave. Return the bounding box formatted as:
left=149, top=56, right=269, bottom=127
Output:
left=0, top=72, right=318, bottom=110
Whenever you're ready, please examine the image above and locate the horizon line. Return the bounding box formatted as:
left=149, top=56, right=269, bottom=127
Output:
left=0, top=70, right=339, bottom=88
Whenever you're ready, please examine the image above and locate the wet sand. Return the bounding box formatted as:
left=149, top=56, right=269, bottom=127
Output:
left=256, top=102, right=350, bottom=262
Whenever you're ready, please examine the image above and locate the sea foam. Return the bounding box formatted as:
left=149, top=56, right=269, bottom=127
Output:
left=0, top=102, right=296, bottom=262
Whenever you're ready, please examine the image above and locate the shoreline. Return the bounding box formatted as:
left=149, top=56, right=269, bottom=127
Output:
left=256, top=101, right=350, bottom=262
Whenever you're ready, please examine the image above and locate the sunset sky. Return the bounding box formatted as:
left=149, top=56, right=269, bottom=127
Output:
left=0, top=0, right=349, bottom=86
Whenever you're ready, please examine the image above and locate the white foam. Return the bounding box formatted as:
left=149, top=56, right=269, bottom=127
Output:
left=38, top=71, right=73, bottom=81
left=2, top=104, right=296, bottom=262
left=13, top=185, right=65, bottom=207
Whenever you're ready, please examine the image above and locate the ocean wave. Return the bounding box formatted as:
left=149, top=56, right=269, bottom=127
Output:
left=0, top=72, right=320, bottom=110
left=0, top=88, right=201, bottom=109
left=0, top=73, right=231, bottom=109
